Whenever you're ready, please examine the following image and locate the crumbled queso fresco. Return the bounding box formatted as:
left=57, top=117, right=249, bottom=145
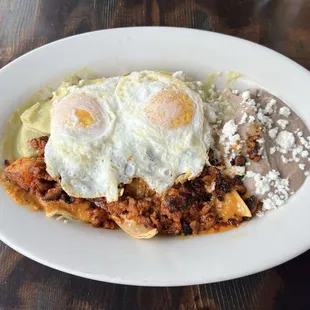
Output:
left=220, top=119, right=240, bottom=160
left=279, top=106, right=291, bottom=117
left=277, top=119, right=289, bottom=129
left=275, top=131, right=295, bottom=153
left=245, top=170, right=290, bottom=211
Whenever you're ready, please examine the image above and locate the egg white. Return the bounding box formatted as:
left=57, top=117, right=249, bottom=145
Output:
left=114, top=71, right=209, bottom=193
left=45, top=77, right=121, bottom=200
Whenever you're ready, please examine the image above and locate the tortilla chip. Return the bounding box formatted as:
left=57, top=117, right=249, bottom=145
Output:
left=216, top=189, right=252, bottom=222
left=112, top=216, right=158, bottom=239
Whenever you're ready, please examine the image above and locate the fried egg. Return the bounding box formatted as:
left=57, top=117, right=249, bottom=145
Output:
left=45, top=77, right=120, bottom=200
left=45, top=71, right=211, bottom=202
left=114, top=71, right=209, bottom=193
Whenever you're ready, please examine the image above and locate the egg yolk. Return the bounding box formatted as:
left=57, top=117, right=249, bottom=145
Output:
left=74, top=109, right=94, bottom=127
left=144, top=90, right=194, bottom=128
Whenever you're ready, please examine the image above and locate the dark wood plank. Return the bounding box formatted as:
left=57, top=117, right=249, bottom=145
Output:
left=1, top=0, right=310, bottom=309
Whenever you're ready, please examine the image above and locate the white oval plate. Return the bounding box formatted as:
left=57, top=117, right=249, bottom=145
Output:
left=1, top=27, right=310, bottom=286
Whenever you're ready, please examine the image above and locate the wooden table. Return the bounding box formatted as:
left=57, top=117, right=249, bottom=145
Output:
left=1, top=0, right=310, bottom=309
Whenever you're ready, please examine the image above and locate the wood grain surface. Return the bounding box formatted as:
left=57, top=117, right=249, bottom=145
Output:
left=1, top=0, right=310, bottom=309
